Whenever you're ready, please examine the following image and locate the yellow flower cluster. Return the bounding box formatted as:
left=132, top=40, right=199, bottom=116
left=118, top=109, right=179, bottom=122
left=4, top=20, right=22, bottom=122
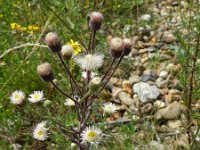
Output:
left=10, top=23, right=39, bottom=33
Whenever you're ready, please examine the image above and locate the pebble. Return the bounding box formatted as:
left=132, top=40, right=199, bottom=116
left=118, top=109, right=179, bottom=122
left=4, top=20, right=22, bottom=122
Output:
left=154, top=100, right=166, bottom=109
left=118, top=92, right=134, bottom=106
left=133, top=82, right=160, bottom=103
left=167, top=119, right=182, bottom=129
left=155, top=101, right=182, bottom=120
left=159, top=71, right=168, bottom=79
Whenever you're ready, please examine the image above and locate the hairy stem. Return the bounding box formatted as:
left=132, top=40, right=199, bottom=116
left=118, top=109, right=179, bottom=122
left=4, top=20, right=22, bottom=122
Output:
left=57, top=53, right=83, bottom=96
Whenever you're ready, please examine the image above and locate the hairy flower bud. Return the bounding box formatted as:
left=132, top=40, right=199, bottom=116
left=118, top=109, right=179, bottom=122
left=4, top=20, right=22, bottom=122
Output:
left=61, top=45, right=73, bottom=60
left=45, top=32, right=61, bottom=52
left=37, top=63, right=54, bottom=82
left=123, top=38, right=132, bottom=56
left=89, top=11, right=104, bottom=30
left=109, top=37, right=124, bottom=58
left=89, top=77, right=101, bottom=91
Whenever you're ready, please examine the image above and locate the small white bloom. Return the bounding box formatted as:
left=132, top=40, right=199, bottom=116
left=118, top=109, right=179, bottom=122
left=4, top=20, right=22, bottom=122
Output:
left=64, top=98, right=75, bottom=106
left=10, top=90, right=25, bottom=105
left=81, top=126, right=102, bottom=143
left=10, top=143, right=22, bottom=150
left=33, top=121, right=48, bottom=141
left=28, top=91, right=44, bottom=103
left=140, top=14, right=151, bottom=21
left=82, top=71, right=97, bottom=79
left=74, top=53, right=104, bottom=71
left=103, top=103, right=117, bottom=114
left=195, top=137, right=200, bottom=142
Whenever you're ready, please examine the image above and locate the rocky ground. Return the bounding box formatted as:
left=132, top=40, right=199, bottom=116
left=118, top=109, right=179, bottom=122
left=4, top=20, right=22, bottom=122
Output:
left=103, top=0, right=200, bottom=149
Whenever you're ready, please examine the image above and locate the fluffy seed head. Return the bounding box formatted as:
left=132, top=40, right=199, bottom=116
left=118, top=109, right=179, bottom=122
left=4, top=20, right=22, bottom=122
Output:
left=110, top=37, right=124, bottom=58
left=10, top=90, right=25, bottom=105
left=45, top=32, right=61, bottom=52
left=61, top=45, right=73, bottom=60
left=123, top=38, right=132, bottom=56
left=89, top=77, right=101, bottom=91
left=89, top=11, right=104, bottom=30
left=74, top=53, right=104, bottom=71
left=81, top=126, right=102, bottom=143
left=37, top=63, right=54, bottom=82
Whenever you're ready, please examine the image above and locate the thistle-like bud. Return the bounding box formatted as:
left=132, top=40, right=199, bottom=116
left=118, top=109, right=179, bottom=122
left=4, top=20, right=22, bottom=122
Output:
left=123, top=38, right=132, bottom=56
left=61, top=45, right=73, bottom=60
left=37, top=62, right=54, bottom=82
left=89, top=77, right=101, bottom=91
left=45, top=32, right=61, bottom=53
left=89, top=11, right=104, bottom=30
left=109, top=37, right=124, bottom=58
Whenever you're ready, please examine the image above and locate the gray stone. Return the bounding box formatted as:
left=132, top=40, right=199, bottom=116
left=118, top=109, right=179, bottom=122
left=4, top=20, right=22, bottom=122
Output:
left=140, top=74, right=158, bottom=82
left=133, top=82, right=160, bottom=103
left=118, top=92, right=134, bottom=106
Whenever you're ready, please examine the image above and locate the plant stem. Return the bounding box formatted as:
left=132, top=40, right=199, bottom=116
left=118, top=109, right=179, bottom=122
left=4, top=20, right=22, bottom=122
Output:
left=57, top=53, right=83, bottom=96
left=50, top=81, right=81, bottom=108
left=101, top=58, right=116, bottom=82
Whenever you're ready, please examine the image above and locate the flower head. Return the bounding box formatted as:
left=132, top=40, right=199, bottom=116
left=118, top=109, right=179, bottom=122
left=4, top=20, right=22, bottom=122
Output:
left=89, top=77, right=101, bottom=91
left=103, top=103, right=117, bottom=115
left=67, top=39, right=82, bottom=55
left=37, top=62, right=54, bottom=82
left=81, top=126, right=102, bottom=143
left=89, top=11, right=104, bottom=30
left=61, top=45, right=73, bottom=60
left=109, top=37, right=124, bottom=58
left=33, top=121, right=48, bottom=141
left=10, top=90, right=25, bottom=105
left=74, top=53, right=104, bottom=71
left=45, top=32, right=61, bottom=53
left=28, top=91, right=44, bottom=103
left=123, top=38, right=132, bottom=56
left=64, top=98, right=75, bottom=106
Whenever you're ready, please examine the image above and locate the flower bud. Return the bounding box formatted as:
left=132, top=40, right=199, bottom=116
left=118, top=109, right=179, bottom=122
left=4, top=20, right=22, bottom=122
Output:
left=89, top=77, right=101, bottom=91
left=43, top=100, right=51, bottom=107
left=123, top=38, right=132, bottom=56
left=61, top=45, right=73, bottom=60
left=45, top=32, right=61, bottom=52
left=109, top=37, right=124, bottom=58
left=37, top=63, right=54, bottom=82
left=89, top=11, right=104, bottom=30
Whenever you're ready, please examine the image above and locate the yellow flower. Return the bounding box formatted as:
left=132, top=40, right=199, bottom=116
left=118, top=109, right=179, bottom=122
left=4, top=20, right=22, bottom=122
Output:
left=0, top=14, right=3, bottom=18
left=28, top=25, right=33, bottom=30
left=10, top=23, right=21, bottom=30
left=21, top=27, right=27, bottom=31
left=67, top=39, right=82, bottom=55
left=33, top=26, right=39, bottom=31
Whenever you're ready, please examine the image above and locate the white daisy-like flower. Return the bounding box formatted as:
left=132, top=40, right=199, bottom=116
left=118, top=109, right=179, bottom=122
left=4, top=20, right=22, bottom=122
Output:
left=81, top=126, right=102, bottom=143
left=82, top=71, right=97, bottom=79
left=28, top=91, right=44, bottom=103
left=64, top=98, right=75, bottom=106
left=74, top=53, right=104, bottom=71
left=103, top=103, right=117, bottom=115
left=33, top=121, right=48, bottom=141
left=10, top=90, right=25, bottom=105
